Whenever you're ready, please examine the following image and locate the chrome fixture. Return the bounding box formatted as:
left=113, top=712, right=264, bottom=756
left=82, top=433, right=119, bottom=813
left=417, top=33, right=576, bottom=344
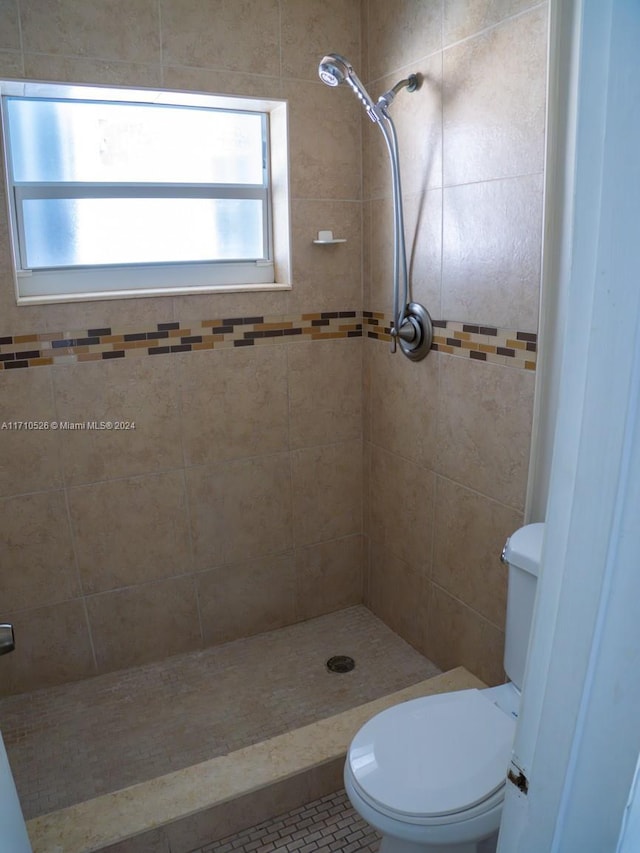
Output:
left=318, top=53, right=433, bottom=361
left=0, top=623, right=15, bottom=655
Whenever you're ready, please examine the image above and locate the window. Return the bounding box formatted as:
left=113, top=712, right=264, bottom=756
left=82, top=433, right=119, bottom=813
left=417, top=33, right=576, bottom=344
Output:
left=0, top=81, right=290, bottom=303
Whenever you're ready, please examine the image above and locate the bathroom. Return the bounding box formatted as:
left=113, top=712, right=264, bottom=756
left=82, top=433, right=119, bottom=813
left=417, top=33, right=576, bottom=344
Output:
left=4, top=0, right=634, bottom=852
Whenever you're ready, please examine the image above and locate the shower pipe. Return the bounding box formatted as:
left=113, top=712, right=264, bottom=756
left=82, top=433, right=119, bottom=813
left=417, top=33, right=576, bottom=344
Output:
left=318, top=53, right=433, bottom=361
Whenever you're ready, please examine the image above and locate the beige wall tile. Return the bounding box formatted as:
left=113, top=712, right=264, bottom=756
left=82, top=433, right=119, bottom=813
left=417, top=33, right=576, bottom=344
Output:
left=281, top=0, right=361, bottom=82
left=288, top=199, right=362, bottom=312
left=178, top=346, right=289, bottom=467
left=369, top=339, right=439, bottom=469
left=443, top=4, right=547, bottom=185
left=283, top=79, right=361, bottom=201
left=442, top=174, right=543, bottom=330
left=405, top=191, right=443, bottom=318
left=160, top=0, right=280, bottom=75
left=0, top=1, right=20, bottom=50
left=362, top=199, right=372, bottom=308
left=369, top=444, right=436, bottom=570
left=0, top=49, right=22, bottom=76
left=362, top=441, right=371, bottom=541
left=366, top=0, right=442, bottom=82
left=433, top=477, right=523, bottom=628
left=295, top=534, right=363, bottom=620
left=436, top=356, right=535, bottom=510
left=368, top=543, right=429, bottom=653
left=171, top=291, right=290, bottom=328
left=0, top=202, right=50, bottom=336
left=41, top=294, right=175, bottom=337
left=362, top=339, right=372, bottom=445
left=161, top=65, right=282, bottom=99
left=222, top=453, right=293, bottom=563
left=0, top=491, right=78, bottom=611
left=288, top=338, right=362, bottom=450
left=68, top=470, right=191, bottom=593
left=426, top=583, right=505, bottom=685
left=86, top=575, right=201, bottom=672
left=0, top=367, right=62, bottom=497
left=291, top=441, right=362, bottom=546
left=20, top=0, right=160, bottom=63
left=360, top=0, right=370, bottom=81
left=23, top=54, right=161, bottom=87
left=0, top=600, right=95, bottom=696
left=444, top=0, right=542, bottom=46
left=185, top=464, right=226, bottom=571
left=368, top=191, right=442, bottom=317
left=197, top=553, right=296, bottom=645
left=0, top=293, right=32, bottom=339
left=366, top=197, right=394, bottom=315
left=53, top=357, right=183, bottom=486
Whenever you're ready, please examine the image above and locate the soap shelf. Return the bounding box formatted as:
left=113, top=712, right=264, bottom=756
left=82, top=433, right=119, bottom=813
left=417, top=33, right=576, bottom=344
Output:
left=313, top=230, right=346, bottom=245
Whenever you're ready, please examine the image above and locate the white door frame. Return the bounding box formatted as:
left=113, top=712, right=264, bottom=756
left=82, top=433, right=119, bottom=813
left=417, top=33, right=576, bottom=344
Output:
left=498, top=1, right=640, bottom=850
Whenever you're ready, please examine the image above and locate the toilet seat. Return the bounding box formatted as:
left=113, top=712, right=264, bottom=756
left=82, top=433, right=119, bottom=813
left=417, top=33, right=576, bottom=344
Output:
left=347, top=689, right=516, bottom=822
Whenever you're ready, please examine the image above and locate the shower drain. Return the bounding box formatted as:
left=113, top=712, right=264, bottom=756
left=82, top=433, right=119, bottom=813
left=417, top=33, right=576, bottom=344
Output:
left=326, top=655, right=355, bottom=673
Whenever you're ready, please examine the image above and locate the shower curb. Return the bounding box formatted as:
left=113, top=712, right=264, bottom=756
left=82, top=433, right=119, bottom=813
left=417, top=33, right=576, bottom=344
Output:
left=26, top=667, right=484, bottom=853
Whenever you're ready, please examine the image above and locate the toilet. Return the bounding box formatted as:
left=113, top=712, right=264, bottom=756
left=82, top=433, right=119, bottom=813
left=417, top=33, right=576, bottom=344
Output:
left=344, top=523, right=544, bottom=853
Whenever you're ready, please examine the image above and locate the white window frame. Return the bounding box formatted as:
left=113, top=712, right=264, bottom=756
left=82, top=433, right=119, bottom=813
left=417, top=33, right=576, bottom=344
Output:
left=0, top=80, right=291, bottom=304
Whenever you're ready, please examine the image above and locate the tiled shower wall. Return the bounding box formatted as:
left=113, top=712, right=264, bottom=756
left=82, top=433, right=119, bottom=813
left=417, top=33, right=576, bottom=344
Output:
left=362, top=1, right=547, bottom=684
left=0, top=0, right=548, bottom=697
left=0, top=0, right=365, bottom=696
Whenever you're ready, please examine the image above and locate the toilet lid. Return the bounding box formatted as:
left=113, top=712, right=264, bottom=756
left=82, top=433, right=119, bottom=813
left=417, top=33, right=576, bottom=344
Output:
left=347, top=689, right=516, bottom=818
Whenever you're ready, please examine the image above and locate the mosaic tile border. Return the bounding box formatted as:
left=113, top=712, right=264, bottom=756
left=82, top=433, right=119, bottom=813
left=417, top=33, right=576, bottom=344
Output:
left=0, top=310, right=536, bottom=371
left=363, top=312, right=537, bottom=371
left=0, top=312, right=362, bottom=371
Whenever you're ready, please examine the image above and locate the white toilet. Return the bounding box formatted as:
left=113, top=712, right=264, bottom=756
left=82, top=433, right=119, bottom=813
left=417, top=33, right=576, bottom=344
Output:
left=344, top=523, right=544, bottom=853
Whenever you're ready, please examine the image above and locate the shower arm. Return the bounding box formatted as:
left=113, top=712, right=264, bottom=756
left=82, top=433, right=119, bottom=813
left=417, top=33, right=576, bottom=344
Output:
left=377, top=75, right=420, bottom=111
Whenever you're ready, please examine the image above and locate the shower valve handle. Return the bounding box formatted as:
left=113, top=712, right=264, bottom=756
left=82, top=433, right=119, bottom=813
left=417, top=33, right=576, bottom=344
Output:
left=389, top=324, right=397, bottom=353
left=0, top=623, right=15, bottom=655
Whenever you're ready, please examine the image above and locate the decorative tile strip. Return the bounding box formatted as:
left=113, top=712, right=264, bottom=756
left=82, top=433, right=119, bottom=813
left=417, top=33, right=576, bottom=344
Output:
left=0, top=311, right=363, bottom=371
left=0, top=311, right=536, bottom=371
left=363, top=315, right=537, bottom=371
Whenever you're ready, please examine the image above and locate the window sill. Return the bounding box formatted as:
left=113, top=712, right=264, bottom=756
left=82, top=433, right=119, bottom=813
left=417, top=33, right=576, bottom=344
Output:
left=15, top=281, right=292, bottom=306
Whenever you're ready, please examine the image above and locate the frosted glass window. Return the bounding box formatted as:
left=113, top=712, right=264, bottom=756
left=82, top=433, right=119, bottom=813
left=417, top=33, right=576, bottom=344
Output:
left=21, top=198, right=264, bottom=268
left=0, top=81, right=282, bottom=300
left=6, top=98, right=265, bottom=185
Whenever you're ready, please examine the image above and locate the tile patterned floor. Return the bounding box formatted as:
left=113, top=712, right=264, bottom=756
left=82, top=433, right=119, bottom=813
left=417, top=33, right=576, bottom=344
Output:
left=188, top=789, right=380, bottom=853
left=0, top=606, right=439, bottom=819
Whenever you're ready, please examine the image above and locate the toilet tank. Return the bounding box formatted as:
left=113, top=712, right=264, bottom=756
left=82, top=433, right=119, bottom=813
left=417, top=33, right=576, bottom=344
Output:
left=502, top=522, right=544, bottom=690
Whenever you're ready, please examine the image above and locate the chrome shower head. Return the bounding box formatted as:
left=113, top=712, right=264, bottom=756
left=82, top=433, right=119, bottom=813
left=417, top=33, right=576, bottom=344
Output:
left=318, top=53, right=349, bottom=87
left=318, top=53, right=379, bottom=120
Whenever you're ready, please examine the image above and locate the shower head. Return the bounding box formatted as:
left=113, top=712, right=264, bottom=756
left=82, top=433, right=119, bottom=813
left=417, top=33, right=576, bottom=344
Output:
left=318, top=53, right=379, bottom=120
left=318, top=53, right=350, bottom=87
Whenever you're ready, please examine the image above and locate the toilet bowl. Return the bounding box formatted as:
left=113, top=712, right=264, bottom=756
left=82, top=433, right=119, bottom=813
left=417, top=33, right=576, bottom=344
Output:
left=344, top=523, right=544, bottom=853
left=344, top=687, right=517, bottom=853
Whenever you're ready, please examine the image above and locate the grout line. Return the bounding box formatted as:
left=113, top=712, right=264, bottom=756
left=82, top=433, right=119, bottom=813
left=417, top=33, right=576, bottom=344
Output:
left=429, top=579, right=506, bottom=634
left=15, top=0, right=25, bottom=77
left=442, top=1, right=548, bottom=54
left=157, top=0, right=164, bottom=85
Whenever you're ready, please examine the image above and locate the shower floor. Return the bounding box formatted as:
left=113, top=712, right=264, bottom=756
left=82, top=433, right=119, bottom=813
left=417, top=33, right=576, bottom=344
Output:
left=0, top=606, right=439, bottom=820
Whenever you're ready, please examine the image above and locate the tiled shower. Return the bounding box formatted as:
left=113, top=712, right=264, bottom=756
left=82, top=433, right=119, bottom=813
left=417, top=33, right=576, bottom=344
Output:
left=0, top=0, right=547, bottom=699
